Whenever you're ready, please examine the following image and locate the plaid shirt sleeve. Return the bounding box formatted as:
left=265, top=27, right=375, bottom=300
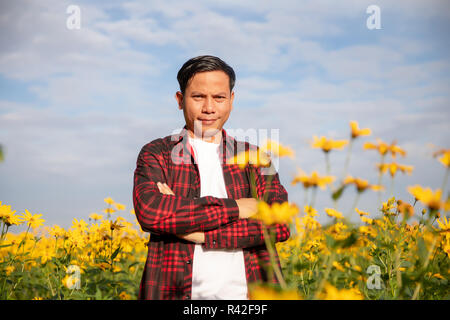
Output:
left=203, top=164, right=290, bottom=249
left=133, top=140, right=240, bottom=236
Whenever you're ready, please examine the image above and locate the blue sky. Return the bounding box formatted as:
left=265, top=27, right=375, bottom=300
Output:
left=1, top=0, right=449, bottom=230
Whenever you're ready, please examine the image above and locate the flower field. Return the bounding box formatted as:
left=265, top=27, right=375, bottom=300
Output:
left=1, top=121, right=449, bottom=300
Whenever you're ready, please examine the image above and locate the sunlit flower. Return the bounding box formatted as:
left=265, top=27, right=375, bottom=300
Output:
left=396, top=200, right=414, bottom=219
left=325, top=208, right=344, bottom=219
left=114, top=203, right=126, bottom=211
left=377, top=162, right=414, bottom=177
left=291, top=169, right=335, bottom=190
left=311, top=136, right=348, bottom=153
left=260, top=139, right=295, bottom=158
left=119, top=291, right=132, bottom=300
left=249, top=285, right=302, bottom=300
left=363, top=139, right=406, bottom=158
left=227, top=149, right=271, bottom=169
left=344, top=176, right=384, bottom=193
left=350, top=121, right=371, bottom=139
left=436, top=216, right=449, bottom=232
left=360, top=216, right=374, bottom=225
left=48, top=225, right=66, bottom=238
left=71, top=218, right=88, bottom=233
left=19, top=209, right=45, bottom=229
left=89, top=213, right=103, bottom=221
left=304, top=205, right=318, bottom=217
left=332, top=261, right=346, bottom=272
left=252, top=201, right=299, bottom=225
left=355, top=208, right=369, bottom=216
left=103, top=207, right=117, bottom=214
left=408, top=185, right=450, bottom=211
left=104, top=197, right=115, bottom=205
left=319, top=283, right=363, bottom=300
left=438, top=150, right=450, bottom=168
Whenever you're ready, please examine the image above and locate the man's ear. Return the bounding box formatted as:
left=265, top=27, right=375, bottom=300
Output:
left=175, top=91, right=184, bottom=110
left=230, top=91, right=234, bottom=111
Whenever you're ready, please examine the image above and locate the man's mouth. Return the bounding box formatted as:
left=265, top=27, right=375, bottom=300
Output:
left=198, top=119, right=217, bottom=125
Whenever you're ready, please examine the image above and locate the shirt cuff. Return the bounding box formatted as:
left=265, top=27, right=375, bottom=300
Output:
left=203, top=228, right=221, bottom=249
left=219, top=198, right=240, bottom=225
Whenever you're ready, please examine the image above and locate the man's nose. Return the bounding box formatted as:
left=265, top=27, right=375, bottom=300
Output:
left=202, top=96, right=215, bottom=113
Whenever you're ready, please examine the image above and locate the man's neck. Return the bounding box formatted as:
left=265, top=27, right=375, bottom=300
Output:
left=188, top=128, right=222, bottom=144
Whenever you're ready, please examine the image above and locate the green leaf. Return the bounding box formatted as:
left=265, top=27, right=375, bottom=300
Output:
left=325, top=234, right=336, bottom=249
left=417, top=236, right=427, bottom=263
left=331, top=184, right=346, bottom=201
left=111, top=246, right=121, bottom=261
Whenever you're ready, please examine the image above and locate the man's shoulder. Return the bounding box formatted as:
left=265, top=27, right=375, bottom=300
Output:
left=139, top=133, right=180, bottom=155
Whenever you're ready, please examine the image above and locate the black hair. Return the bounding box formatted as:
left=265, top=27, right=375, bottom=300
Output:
left=176, top=55, right=236, bottom=95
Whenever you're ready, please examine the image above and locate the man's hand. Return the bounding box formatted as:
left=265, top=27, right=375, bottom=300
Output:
left=236, top=198, right=258, bottom=219
left=157, top=182, right=175, bottom=195
left=157, top=181, right=205, bottom=244
left=178, top=232, right=205, bottom=244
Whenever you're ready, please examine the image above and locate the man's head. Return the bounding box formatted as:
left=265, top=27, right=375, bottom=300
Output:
left=175, top=55, right=235, bottom=141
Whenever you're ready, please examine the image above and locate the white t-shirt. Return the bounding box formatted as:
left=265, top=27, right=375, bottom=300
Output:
left=189, top=136, right=248, bottom=300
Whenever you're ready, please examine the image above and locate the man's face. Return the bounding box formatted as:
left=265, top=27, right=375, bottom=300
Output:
left=176, top=70, right=234, bottom=139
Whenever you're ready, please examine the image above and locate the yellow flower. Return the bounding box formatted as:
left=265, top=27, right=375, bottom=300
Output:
left=110, top=219, right=124, bottom=231
left=71, top=218, right=88, bottom=233
left=48, top=225, right=66, bottom=238
left=291, top=169, right=335, bottom=190
left=350, top=121, right=371, bottom=139
left=319, top=283, right=363, bottom=300
left=103, top=207, right=116, bottom=214
left=104, top=197, right=115, bottom=205
left=89, top=213, right=103, bottom=221
left=311, top=136, right=348, bottom=153
left=5, top=265, right=15, bottom=276
left=252, top=201, right=299, bottom=225
left=119, top=291, right=132, bottom=300
left=114, top=203, right=126, bottom=211
left=332, top=261, right=345, bottom=272
left=438, top=150, right=450, bottom=168
left=304, top=205, right=318, bottom=217
left=364, top=139, right=406, bottom=158
left=19, top=209, right=45, bottom=229
left=396, top=200, right=414, bottom=219
left=344, top=176, right=384, bottom=193
left=360, top=216, right=374, bottom=225
left=62, top=274, right=77, bottom=289
left=436, top=216, right=450, bottom=232
left=325, top=208, right=344, bottom=219
left=0, top=202, right=21, bottom=226
left=376, top=162, right=414, bottom=177
left=408, top=185, right=449, bottom=211
left=355, top=208, right=369, bottom=216
left=249, top=285, right=302, bottom=300
left=260, top=139, right=295, bottom=158
left=227, top=149, right=271, bottom=169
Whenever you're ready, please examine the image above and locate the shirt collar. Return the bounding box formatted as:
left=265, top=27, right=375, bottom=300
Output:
left=170, top=125, right=237, bottom=164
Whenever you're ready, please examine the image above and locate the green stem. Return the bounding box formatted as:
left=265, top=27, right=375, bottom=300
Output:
left=341, top=139, right=354, bottom=182
left=314, top=251, right=335, bottom=299
left=441, top=166, right=449, bottom=197
left=309, top=187, right=318, bottom=208
left=262, top=227, right=287, bottom=290
left=389, top=176, right=395, bottom=199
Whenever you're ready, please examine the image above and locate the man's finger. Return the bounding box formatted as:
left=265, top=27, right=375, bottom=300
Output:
left=163, top=183, right=175, bottom=195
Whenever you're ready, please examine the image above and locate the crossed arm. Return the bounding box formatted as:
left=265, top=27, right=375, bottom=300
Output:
left=156, top=181, right=257, bottom=244
left=133, top=143, right=290, bottom=249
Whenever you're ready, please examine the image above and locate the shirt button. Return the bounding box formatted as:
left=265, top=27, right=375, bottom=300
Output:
left=185, top=295, right=190, bottom=299
left=186, top=260, right=191, bottom=264
left=213, top=240, right=217, bottom=245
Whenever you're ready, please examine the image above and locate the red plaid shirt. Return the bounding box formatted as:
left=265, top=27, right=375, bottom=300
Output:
left=133, top=127, right=290, bottom=300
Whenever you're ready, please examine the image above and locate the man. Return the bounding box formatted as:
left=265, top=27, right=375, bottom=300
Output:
left=133, top=55, right=290, bottom=300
